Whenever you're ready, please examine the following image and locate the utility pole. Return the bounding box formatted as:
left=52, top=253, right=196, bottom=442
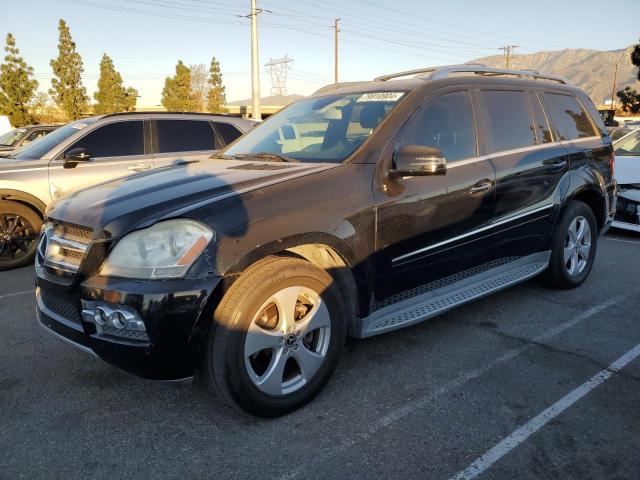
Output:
left=250, top=0, right=261, bottom=120
left=499, top=45, right=519, bottom=69
left=334, top=18, right=340, bottom=83
left=610, top=54, right=622, bottom=110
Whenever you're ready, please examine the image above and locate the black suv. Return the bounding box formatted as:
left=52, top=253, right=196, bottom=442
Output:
left=36, top=65, right=616, bottom=417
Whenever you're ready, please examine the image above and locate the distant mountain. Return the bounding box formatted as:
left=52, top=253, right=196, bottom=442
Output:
left=472, top=46, right=640, bottom=104
left=227, top=94, right=304, bottom=106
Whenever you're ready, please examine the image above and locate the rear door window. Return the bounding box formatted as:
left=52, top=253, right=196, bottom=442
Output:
left=156, top=120, right=217, bottom=153
left=394, top=90, right=477, bottom=162
left=543, top=93, right=598, bottom=141
left=69, top=121, right=144, bottom=158
left=214, top=122, right=243, bottom=146
left=482, top=90, right=537, bottom=153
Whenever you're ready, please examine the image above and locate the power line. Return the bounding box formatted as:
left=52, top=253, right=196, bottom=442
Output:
left=498, top=45, right=519, bottom=69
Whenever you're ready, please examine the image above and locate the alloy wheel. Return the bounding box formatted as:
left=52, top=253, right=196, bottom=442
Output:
left=564, top=216, right=591, bottom=276
left=0, top=212, right=38, bottom=263
left=244, top=286, right=331, bottom=396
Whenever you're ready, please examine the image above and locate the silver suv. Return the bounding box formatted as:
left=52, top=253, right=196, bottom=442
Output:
left=0, top=112, right=256, bottom=270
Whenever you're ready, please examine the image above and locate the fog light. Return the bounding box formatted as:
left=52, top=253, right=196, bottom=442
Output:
left=110, top=311, right=126, bottom=329
left=82, top=302, right=148, bottom=342
left=94, top=308, right=108, bottom=326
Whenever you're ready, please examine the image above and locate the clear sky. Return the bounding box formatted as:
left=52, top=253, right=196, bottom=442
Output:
left=1, top=0, right=639, bottom=107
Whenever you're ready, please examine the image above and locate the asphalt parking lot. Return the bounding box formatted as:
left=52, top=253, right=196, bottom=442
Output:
left=1, top=231, right=639, bottom=480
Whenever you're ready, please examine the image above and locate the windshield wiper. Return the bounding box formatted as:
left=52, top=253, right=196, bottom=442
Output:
left=250, top=152, right=299, bottom=163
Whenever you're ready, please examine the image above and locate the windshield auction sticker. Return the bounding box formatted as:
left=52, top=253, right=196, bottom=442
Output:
left=356, top=92, right=405, bottom=102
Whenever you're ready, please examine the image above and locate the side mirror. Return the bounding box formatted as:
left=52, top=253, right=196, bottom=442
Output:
left=63, top=148, right=91, bottom=169
left=390, top=145, right=447, bottom=177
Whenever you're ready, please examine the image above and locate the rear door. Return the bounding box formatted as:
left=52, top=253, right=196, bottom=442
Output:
left=152, top=119, right=220, bottom=168
left=49, top=120, right=150, bottom=200
left=477, top=88, right=568, bottom=260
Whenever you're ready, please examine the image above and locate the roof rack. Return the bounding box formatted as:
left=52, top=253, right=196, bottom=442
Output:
left=374, top=64, right=569, bottom=84
left=100, top=111, right=242, bottom=118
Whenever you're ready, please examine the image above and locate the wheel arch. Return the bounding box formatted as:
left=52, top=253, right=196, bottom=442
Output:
left=569, top=186, right=606, bottom=232
left=191, top=233, right=372, bottom=344
left=0, top=189, right=47, bottom=218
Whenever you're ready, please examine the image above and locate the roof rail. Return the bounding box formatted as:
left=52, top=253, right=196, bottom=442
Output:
left=100, top=111, right=243, bottom=118
left=374, top=64, right=570, bottom=85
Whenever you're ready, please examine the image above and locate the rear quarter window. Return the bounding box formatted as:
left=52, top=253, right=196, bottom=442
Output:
left=214, top=122, right=243, bottom=145
left=542, top=93, right=598, bottom=141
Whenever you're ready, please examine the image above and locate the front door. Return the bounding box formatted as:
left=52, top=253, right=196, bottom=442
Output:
left=49, top=120, right=151, bottom=201
left=374, top=89, right=496, bottom=302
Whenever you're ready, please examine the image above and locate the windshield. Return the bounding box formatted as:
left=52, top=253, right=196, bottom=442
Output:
left=615, top=130, right=640, bottom=156
left=224, top=92, right=406, bottom=163
left=0, top=128, right=27, bottom=146
left=10, top=118, right=98, bottom=160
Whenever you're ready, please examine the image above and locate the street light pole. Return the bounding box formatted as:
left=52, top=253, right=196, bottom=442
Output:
left=250, top=0, right=261, bottom=120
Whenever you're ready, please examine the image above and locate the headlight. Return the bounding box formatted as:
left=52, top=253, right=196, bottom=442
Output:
left=100, top=220, right=214, bottom=279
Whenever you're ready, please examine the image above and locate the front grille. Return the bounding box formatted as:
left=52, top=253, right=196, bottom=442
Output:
left=37, top=222, right=93, bottom=282
left=40, top=289, right=81, bottom=325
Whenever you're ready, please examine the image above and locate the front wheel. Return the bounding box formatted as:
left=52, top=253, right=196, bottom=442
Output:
left=0, top=200, right=42, bottom=271
left=542, top=200, right=598, bottom=289
left=202, top=256, right=347, bottom=417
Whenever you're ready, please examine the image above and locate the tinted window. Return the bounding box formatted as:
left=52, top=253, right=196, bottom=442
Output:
left=395, top=90, right=476, bottom=162
left=70, top=121, right=144, bottom=158
left=543, top=93, right=597, bottom=141
left=531, top=95, right=554, bottom=143
left=483, top=90, right=536, bottom=152
left=157, top=120, right=216, bottom=153
left=214, top=122, right=243, bottom=145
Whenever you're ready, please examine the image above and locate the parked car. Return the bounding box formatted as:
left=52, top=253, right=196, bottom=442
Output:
left=612, top=129, right=640, bottom=232
left=608, top=125, right=637, bottom=142
left=0, top=112, right=256, bottom=270
left=36, top=65, right=615, bottom=417
left=0, top=124, right=58, bottom=156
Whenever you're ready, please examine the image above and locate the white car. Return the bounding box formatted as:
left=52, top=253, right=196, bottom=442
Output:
left=613, top=129, right=640, bottom=232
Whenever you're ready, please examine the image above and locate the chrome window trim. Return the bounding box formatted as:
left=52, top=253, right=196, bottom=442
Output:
left=392, top=203, right=555, bottom=265
left=447, top=135, right=601, bottom=169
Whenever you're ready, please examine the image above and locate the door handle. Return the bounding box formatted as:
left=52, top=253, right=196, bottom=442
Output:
left=544, top=157, right=567, bottom=170
left=470, top=181, right=493, bottom=195
left=128, top=163, right=152, bottom=172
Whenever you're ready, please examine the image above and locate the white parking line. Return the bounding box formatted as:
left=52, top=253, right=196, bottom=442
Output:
left=448, top=341, right=640, bottom=480
left=0, top=289, right=35, bottom=301
left=279, top=293, right=633, bottom=480
left=604, top=236, right=640, bottom=245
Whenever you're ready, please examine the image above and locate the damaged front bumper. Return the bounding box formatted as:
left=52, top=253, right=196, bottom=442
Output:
left=612, top=186, right=640, bottom=233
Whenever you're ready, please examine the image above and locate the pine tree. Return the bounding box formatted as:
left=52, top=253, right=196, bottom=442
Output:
left=0, top=33, right=38, bottom=127
left=190, top=63, right=208, bottom=112
left=94, top=53, right=137, bottom=114
left=206, top=57, right=227, bottom=113
left=49, top=19, right=89, bottom=120
left=124, top=87, right=138, bottom=112
left=161, top=61, right=197, bottom=112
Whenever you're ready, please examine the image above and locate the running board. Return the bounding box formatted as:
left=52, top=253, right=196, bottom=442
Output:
left=357, top=251, right=550, bottom=338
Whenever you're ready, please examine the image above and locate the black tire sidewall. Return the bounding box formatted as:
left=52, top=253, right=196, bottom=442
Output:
left=207, top=258, right=347, bottom=417
left=0, top=200, right=42, bottom=270
left=547, top=201, right=598, bottom=289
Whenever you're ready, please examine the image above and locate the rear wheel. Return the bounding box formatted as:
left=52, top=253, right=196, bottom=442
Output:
left=542, top=200, right=597, bottom=289
left=0, top=200, right=42, bottom=271
left=202, top=256, right=346, bottom=417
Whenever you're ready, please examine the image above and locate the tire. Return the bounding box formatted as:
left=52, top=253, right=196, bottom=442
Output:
left=0, top=200, right=42, bottom=271
left=202, top=256, right=347, bottom=417
left=542, top=200, right=598, bottom=289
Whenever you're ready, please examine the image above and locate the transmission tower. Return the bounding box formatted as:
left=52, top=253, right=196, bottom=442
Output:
left=498, top=45, right=519, bottom=69
left=265, top=55, right=294, bottom=97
